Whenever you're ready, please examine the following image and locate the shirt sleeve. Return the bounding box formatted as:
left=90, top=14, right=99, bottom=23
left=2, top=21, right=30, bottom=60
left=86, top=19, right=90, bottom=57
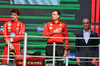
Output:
left=94, top=33, right=99, bottom=57
left=63, top=24, right=69, bottom=50
left=12, top=23, right=25, bottom=42
left=3, top=23, right=9, bottom=41
left=42, top=23, right=54, bottom=38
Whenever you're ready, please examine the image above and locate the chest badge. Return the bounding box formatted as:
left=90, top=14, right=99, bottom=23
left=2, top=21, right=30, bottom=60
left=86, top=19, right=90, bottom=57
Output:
left=50, top=24, right=53, bottom=26
left=49, top=27, right=52, bottom=29
left=17, top=24, right=19, bottom=26
left=8, top=23, right=11, bottom=26
left=60, top=24, right=62, bottom=26
left=8, top=30, right=11, bottom=32
left=10, top=32, right=15, bottom=37
left=8, top=27, right=11, bottom=30
left=16, top=27, right=19, bottom=31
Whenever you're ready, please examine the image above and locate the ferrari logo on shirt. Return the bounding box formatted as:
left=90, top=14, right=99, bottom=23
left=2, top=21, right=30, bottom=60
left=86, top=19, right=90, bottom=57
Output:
left=16, top=27, right=19, bottom=30
left=16, top=27, right=19, bottom=32
left=8, top=30, right=11, bottom=32
left=60, top=24, right=62, bottom=26
left=49, top=27, right=52, bottom=29
left=17, top=24, right=19, bottom=26
left=8, top=27, right=11, bottom=29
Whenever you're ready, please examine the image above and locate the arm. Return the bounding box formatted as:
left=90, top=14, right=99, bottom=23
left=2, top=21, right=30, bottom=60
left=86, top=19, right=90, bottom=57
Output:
left=3, top=23, right=9, bottom=42
left=42, top=23, right=54, bottom=38
left=63, top=24, right=69, bottom=50
left=92, top=33, right=99, bottom=65
left=63, top=24, right=69, bottom=57
left=75, top=34, right=80, bottom=65
left=94, top=33, right=99, bottom=57
left=11, top=23, right=25, bottom=42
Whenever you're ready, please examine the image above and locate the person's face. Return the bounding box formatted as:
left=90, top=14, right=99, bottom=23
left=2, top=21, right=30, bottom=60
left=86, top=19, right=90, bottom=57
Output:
left=52, top=11, right=60, bottom=21
left=11, top=13, right=19, bottom=21
left=83, top=19, right=91, bottom=31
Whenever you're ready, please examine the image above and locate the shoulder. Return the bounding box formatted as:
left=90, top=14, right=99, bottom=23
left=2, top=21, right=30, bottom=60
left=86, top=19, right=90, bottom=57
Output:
left=76, top=32, right=83, bottom=37
left=3, top=21, right=11, bottom=25
left=47, top=21, right=52, bottom=24
left=18, top=21, right=25, bottom=25
left=60, top=22, right=66, bottom=25
left=60, top=22, right=67, bottom=27
left=45, top=21, right=52, bottom=26
left=91, top=31, right=98, bottom=36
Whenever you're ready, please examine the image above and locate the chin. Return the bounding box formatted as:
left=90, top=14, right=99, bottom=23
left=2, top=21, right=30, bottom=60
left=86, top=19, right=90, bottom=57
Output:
left=12, top=19, right=15, bottom=21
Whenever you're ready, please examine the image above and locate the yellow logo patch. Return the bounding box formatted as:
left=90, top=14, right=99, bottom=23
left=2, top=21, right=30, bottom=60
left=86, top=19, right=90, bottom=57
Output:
left=8, top=27, right=11, bottom=29
left=49, top=27, right=52, bottom=29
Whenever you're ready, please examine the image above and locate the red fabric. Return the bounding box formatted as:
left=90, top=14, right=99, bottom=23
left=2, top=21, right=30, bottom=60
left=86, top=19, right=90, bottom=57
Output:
left=16, top=56, right=45, bottom=65
left=2, top=20, right=25, bottom=63
left=42, top=20, right=69, bottom=49
left=16, top=56, right=32, bottom=60
left=95, top=60, right=98, bottom=66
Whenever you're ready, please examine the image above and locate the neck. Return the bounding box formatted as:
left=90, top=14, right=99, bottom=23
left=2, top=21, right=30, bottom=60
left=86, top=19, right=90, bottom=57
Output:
left=12, top=19, right=18, bottom=22
left=84, top=29, right=90, bottom=31
left=54, top=19, right=59, bottom=24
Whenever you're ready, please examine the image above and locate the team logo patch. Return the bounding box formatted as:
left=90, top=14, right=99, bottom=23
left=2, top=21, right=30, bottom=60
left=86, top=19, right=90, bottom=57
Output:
left=16, top=27, right=19, bottom=30
left=17, top=24, right=19, bottom=26
left=10, top=32, right=15, bottom=37
left=8, top=27, right=11, bottom=29
left=8, top=30, right=11, bottom=32
left=8, top=23, right=11, bottom=26
left=49, top=27, right=52, bottom=29
left=60, top=24, right=62, bottom=26
left=50, top=24, right=52, bottom=26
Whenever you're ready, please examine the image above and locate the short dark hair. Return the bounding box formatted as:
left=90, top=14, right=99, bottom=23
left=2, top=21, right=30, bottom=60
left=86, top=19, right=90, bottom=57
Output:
left=52, top=10, right=61, bottom=17
left=10, top=8, right=20, bottom=15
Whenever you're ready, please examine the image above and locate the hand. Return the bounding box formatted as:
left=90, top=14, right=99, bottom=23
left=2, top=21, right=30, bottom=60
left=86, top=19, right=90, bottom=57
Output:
left=5, top=40, right=9, bottom=44
left=92, top=58, right=97, bottom=65
left=64, top=50, right=69, bottom=57
left=76, top=58, right=80, bottom=66
left=53, top=28, right=62, bottom=34
left=10, top=46, right=15, bottom=50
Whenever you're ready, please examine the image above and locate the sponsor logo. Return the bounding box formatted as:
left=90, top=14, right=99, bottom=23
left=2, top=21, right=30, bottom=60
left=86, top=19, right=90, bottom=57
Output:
left=60, top=24, right=62, bottom=26
left=50, top=24, right=53, bottom=26
left=49, top=27, right=52, bottom=29
left=67, top=54, right=75, bottom=59
left=37, top=27, right=44, bottom=32
left=10, top=32, right=15, bottom=37
left=17, top=24, right=19, bottom=26
left=8, top=27, right=11, bottom=29
left=8, top=23, right=11, bottom=26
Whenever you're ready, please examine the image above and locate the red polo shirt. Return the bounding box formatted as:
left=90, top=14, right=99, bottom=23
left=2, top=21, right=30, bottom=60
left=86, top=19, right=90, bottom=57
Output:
left=42, top=20, right=69, bottom=49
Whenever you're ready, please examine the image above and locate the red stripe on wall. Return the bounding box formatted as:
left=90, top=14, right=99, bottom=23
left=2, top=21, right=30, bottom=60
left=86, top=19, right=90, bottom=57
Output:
left=0, top=18, right=11, bottom=21
left=91, top=0, right=95, bottom=23
left=95, top=25, right=99, bottom=36
left=96, top=0, right=100, bottom=23
left=91, top=25, right=95, bottom=32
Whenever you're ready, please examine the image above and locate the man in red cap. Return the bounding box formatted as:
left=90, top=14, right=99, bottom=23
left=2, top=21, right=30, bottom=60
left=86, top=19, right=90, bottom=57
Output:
left=2, top=8, right=25, bottom=63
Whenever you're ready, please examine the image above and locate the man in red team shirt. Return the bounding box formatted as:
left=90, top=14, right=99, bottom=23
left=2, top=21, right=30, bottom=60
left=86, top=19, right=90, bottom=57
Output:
left=2, top=8, right=25, bottom=63
left=42, top=10, right=69, bottom=66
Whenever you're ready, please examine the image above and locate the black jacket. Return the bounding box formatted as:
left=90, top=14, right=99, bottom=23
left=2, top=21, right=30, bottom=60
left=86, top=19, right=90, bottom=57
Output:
left=75, top=31, right=99, bottom=57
